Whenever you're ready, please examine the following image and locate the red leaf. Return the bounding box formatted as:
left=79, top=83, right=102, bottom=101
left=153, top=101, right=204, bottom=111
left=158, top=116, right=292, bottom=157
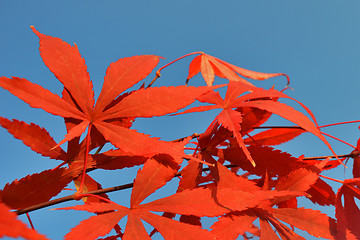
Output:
left=31, top=26, right=95, bottom=116
left=0, top=77, right=85, bottom=119
left=0, top=168, right=73, bottom=209
left=216, top=109, right=255, bottom=166
left=238, top=106, right=272, bottom=135
left=244, top=128, right=305, bottom=146
left=94, top=151, right=147, bottom=170
left=74, top=174, right=110, bottom=204
left=123, top=214, right=151, bottom=240
left=215, top=163, right=305, bottom=211
left=210, top=212, right=257, bottom=240
left=200, top=54, right=216, bottom=86
left=213, top=145, right=301, bottom=178
left=139, top=211, right=216, bottom=240
left=57, top=202, right=125, bottom=213
left=259, top=219, right=281, bottom=240
left=94, top=121, right=185, bottom=157
left=186, top=55, right=201, bottom=81
left=66, top=212, right=125, bottom=240
left=94, top=55, right=160, bottom=115
left=100, top=86, right=215, bottom=120
left=353, top=155, right=360, bottom=178
left=0, top=202, right=48, bottom=240
left=178, top=160, right=202, bottom=192
left=131, top=156, right=179, bottom=207
left=307, top=178, right=336, bottom=206
left=275, top=164, right=322, bottom=193
left=139, top=187, right=229, bottom=217
left=271, top=207, right=336, bottom=239
left=54, top=120, right=90, bottom=148
left=186, top=53, right=288, bottom=86
left=215, top=57, right=289, bottom=84
left=57, top=202, right=129, bottom=240
left=335, top=180, right=360, bottom=238
left=2, top=28, right=211, bottom=161
left=0, top=117, right=66, bottom=160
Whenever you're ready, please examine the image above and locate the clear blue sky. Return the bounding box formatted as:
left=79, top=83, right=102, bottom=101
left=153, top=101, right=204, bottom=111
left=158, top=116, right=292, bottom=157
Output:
left=1, top=1, right=360, bottom=239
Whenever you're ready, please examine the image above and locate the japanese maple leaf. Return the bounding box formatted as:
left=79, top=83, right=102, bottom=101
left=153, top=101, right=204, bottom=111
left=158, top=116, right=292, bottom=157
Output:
left=177, top=81, right=337, bottom=166
left=57, top=155, right=230, bottom=239
left=186, top=52, right=289, bottom=86
left=210, top=162, right=336, bottom=240
left=244, top=127, right=305, bottom=146
left=0, top=167, right=78, bottom=210
left=0, top=27, right=214, bottom=160
left=335, top=178, right=360, bottom=239
left=0, top=202, right=48, bottom=240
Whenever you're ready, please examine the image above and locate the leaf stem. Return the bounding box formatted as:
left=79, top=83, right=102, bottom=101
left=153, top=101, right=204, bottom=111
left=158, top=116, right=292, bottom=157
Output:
left=78, top=125, right=92, bottom=194
left=320, top=131, right=356, bottom=149
left=26, top=213, right=35, bottom=230
left=147, top=51, right=203, bottom=88
left=319, top=174, right=344, bottom=184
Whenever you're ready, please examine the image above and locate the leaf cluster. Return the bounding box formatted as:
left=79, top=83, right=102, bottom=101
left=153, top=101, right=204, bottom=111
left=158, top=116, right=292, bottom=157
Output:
left=1, top=27, right=360, bottom=240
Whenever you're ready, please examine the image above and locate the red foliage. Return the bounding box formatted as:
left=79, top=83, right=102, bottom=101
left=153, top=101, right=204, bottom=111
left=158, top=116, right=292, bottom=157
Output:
left=0, top=27, right=359, bottom=239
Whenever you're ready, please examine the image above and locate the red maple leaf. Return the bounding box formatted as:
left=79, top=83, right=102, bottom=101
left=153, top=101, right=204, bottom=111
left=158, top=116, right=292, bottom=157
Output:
left=0, top=27, right=214, bottom=161
left=210, top=162, right=336, bottom=239
left=0, top=168, right=75, bottom=209
left=335, top=178, right=360, bottom=239
left=186, top=52, right=289, bottom=86
left=0, top=27, right=219, bottom=201
left=177, top=81, right=336, bottom=166
left=57, top=156, right=230, bottom=239
left=0, top=202, right=48, bottom=240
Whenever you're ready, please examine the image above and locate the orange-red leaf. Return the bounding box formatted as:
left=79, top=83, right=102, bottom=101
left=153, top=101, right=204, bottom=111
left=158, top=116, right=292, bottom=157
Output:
left=213, top=145, right=301, bottom=177
left=31, top=26, right=95, bottom=116
left=123, top=214, right=151, bottom=240
left=131, top=156, right=179, bottom=208
left=94, top=121, right=185, bottom=157
left=94, top=55, right=160, bottom=115
left=139, top=187, right=229, bottom=217
left=139, top=211, right=216, bottom=240
left=0, top=168, right=73, bottom=209
left=74, top=174, right=109, bottom=204
left=186, top=53, right=288, bottom=86
left=275, top=164, right=322, bottom=193
left=217, top=109, right=255, bottom=166
left=271, top=207, right=336, bottom=239
left=307, top=178, right=335, bottom=206
left=210, top=212, right=257, bottom=240
left=200, top=54, right=216, bottom=86
left=238, top=99, right=337, bottom=158
left=0, top=77, right=85, bottom=119
left=61, top=204, right=128, bottom=240
left=0, top=202, right=48, bottom=240
left=186, top=55, right=201, bottom=81
left=244, top=128, right=305, bottom=146
left=178, top=160, right=202, bottom=192
left=259, top=219, right=281, bottom=240
left=100, top=86, right=215, bottom=120
left=215, top=57, right=289, bottom=84
left=0, top=117, right=66, bottom=160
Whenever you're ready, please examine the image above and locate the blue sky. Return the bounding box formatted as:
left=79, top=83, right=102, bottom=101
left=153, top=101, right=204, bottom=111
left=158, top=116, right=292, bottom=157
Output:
left=1, top=1, right=360, bottom=239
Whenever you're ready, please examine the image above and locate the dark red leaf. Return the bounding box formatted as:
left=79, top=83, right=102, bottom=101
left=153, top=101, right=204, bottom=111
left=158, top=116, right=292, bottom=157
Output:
left=0, top=168, right=73, bottom=209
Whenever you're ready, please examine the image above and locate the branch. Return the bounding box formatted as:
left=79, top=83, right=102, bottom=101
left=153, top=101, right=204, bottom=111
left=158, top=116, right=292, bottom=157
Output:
left=15, top=164, right=237, bottom=216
